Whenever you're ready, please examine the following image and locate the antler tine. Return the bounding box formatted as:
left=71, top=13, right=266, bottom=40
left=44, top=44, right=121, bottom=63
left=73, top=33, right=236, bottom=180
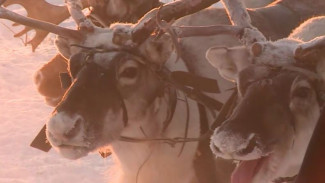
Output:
left=131, top=0, right=220, bottom=44
left=2, top=0, right=71, bottom=51
left=66, top=0, right=94, bottom=31
left=0, top=6, right=84, bottom=41
left=0, top=0, right=6, bottom=6
left=222, top=0, right=252, bottom=28
left=173, top=25, right=244, bottom=38
left=295, top=36, right=325, bottom=60
left=221, top=0, right=266, bottom=45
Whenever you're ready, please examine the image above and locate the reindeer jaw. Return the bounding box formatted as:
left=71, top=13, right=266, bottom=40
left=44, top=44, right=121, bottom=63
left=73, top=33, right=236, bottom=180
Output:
left=56, top=145, right=90, bottom=160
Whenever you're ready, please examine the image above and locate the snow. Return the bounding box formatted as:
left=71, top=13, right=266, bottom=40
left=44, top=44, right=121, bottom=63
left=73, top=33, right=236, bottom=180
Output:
left=0, top=2, right=111, bottom=183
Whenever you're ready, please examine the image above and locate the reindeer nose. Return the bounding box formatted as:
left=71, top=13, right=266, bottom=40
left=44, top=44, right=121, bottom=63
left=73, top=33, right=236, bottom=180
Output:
left=34, top=70, right=44, bottom=87
left=47, top=112, right=85, bottom=146
left=210, top=125, right=257, bottom=159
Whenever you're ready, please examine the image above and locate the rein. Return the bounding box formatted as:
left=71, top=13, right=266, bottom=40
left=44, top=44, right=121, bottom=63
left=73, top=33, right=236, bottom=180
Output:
left=118, top=90, right=238, bottom=145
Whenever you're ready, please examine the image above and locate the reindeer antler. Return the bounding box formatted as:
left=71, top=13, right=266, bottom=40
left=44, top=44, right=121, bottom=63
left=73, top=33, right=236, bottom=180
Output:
left=221, top=0, right=266, bottom=45
left=1, top=0, right=222, bottom=50
left=0, top=0, right=6, bottom=5
left=135, top=0, right=266, bottom=46
left=2, top=0, right=248, bottom=50
left=2, top=0, right=72, bottom=51
left=152, top=0, right=266, bottom=45
left=0, top=6, right=84, bottom=40
left=173, top=25, right=244, bottom=38
left=131, top=0, right=220, bottom=44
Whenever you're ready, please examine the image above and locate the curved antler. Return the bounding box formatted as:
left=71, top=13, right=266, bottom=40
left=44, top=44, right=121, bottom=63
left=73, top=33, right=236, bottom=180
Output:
left=0, top=6, right=84, bottom=41
left=131, top=0, right=220, bottom=44
left=221, top=0, right=266, bottom=45
left=166, top=0, right=266, bottom=45
left=173, top=25, right=244, bottom=38
left=3, top=0, right=71, bottom=51
left=130, top=0, right=266, bottom=47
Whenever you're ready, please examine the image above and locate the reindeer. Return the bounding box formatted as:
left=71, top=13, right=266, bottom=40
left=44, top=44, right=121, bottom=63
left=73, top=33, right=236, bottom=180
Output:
left=2, top=0, right=325, bottom=182
left=4, top=0, right=276, bottom=107
left=1, top=1, right=237, bottom=183
left=206, top=0, right=325, bottom=182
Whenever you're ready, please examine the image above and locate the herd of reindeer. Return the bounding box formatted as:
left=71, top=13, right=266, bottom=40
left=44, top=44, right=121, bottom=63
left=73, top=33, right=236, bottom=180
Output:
left=1, top=0, right=325, bottom=182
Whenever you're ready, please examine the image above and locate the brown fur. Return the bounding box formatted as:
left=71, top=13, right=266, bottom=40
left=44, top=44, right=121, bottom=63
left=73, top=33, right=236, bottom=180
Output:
left=34, top=54, right=67, bottom=106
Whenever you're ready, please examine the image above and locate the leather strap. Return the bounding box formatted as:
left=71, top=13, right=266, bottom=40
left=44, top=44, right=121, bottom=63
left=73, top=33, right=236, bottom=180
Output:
left=171, top=71, right=220, bottom=93
left=193, top=104, right=218, bottom=183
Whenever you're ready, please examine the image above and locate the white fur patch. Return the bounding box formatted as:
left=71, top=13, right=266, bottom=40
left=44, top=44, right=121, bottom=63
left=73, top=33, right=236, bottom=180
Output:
left=210, top=128, right=263, bottom=160
left=45, top=96, right=62, bottom=107
left=254, top=39, right=301, bottom=66
left=47, top=112, right=87, bottom=147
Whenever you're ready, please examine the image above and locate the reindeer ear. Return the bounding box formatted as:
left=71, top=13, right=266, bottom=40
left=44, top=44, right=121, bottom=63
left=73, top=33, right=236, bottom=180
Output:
left=55, top=36, right=73, bottom=60
left=55, top=35, right=86, bottom=60
left=139, top=34, right=174, bottom=64
left=206, top=46, right=251, bottom=82
left=251, top=42, right=263, bottom=57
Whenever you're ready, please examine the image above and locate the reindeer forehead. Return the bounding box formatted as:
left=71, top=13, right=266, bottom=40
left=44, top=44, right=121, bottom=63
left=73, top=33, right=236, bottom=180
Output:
left=87, top=51, right=144, bottom=70
left=82, top=23, right=133, bottom=48
left=91, top=52, right=119, bottom=68
left=238, top=65, right=315, bottom=89
left=254, top=39, right=301, bottom=66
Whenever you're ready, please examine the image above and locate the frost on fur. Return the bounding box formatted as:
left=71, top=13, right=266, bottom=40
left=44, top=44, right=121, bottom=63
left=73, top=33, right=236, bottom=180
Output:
left=207, top=16, right=325, bottom=82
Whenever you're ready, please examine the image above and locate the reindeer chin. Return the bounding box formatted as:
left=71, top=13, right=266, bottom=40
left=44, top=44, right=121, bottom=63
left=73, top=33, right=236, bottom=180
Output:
left=45, top=96, right=62, bottom=107
left=56, top=145, right=90, bottom=160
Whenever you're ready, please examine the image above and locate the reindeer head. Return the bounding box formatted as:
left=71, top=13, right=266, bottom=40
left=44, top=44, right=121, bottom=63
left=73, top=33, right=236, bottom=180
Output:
left=205, top=1, right=325, bottom=182
left=47, top=27, right=174, bottom=159
left=206, top=38, right=302, bottom=83
left=210, top=64, right=322, bottom=183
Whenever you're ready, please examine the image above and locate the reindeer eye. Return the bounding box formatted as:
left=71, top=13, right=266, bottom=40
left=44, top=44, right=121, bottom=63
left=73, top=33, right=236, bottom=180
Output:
left=293, top=87, right=310, bottom=98
left=119, top=67, right=138, bottom=79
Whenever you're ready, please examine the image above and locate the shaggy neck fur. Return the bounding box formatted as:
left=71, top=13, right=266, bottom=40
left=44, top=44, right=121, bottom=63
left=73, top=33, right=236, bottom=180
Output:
left=277, top=107, right=320, bottom=178
left=108, top=57, right=202, bottom=183
left=110, top=92, right=201, bottom=183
